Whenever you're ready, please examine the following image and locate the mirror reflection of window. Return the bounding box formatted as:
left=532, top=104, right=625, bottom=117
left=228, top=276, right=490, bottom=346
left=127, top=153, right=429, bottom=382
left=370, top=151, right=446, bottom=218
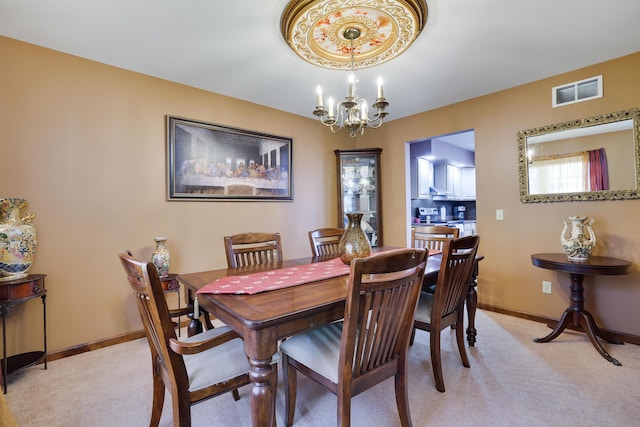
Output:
left=529, top=152, right=588, bottom=194
left=529, top=149, right=610, bottom=194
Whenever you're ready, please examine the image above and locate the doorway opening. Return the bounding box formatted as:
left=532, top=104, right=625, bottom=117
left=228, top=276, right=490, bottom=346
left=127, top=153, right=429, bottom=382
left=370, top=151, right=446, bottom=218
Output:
left=405, top=129, right=476, bottom=245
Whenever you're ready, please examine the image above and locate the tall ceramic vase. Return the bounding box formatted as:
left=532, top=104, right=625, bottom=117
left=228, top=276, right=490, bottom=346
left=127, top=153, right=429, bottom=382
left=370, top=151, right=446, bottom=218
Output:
left=0, top=198, right=37, bottom=281
left=338, top=213, right=372, bottom=265
left=560, top=216, right=596, bottom=261
left=151, top=237, right=170, bottom=277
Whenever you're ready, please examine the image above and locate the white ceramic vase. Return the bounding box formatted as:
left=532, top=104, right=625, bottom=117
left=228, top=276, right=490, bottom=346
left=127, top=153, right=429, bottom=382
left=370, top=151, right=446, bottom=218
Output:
left=0, top=198, right=37, bottom=281
left=151, top=237, right=170, bottom=277
left=560, top=216, right=596, bottom=261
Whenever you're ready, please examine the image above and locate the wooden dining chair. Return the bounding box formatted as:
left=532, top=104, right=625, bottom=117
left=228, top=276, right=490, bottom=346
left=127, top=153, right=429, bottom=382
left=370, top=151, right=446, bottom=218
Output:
left=308, top=227, right=344, bottom=257
left=280, top=248, right=428, bottom=427
left=411, top=225, right=461, bottom=293
left=411, top=235, right=480, bottom=392
left=411, top=225, right=459, bottom=252
left=118, top=252, right=279, bottom=427
left=223, top=232, right=283, bottom=268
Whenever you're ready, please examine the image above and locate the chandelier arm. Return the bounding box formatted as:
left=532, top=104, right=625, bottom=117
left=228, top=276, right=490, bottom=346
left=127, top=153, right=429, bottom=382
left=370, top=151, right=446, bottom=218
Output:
left=312, top=27, right=390, bottom=137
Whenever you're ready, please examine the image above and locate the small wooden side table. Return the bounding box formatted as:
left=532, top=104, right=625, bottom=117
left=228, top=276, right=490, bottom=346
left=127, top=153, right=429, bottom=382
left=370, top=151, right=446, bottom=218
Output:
left=0, top=274, right=47, bottom=394
left=531, top=253, right=630, bottom=366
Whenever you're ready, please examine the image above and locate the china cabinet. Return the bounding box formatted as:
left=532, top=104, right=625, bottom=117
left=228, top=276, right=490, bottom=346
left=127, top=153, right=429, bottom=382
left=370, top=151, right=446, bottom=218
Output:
left=335, top=148, right=382, bottom=246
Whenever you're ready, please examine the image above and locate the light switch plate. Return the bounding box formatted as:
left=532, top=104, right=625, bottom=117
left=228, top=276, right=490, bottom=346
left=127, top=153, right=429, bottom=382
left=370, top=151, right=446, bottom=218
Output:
left=496, top=209, right=504, bottom=220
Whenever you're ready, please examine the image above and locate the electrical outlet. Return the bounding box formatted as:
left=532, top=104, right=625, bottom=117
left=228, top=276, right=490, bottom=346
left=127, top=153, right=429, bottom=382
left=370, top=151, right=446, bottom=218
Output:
left=542, top=281, right=552, bottom=294
left=496, top=209, right=504, bottom=221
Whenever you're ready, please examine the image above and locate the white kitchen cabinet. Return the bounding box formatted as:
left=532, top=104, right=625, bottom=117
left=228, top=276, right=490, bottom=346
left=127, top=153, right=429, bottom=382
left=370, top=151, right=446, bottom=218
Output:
left=417, top=157, right=433, bottom=198
left=446, top=165, right=462, bottom=197
left=435, top=164, right=476, bottom=200
left=461, top=167, right=476, bottom=199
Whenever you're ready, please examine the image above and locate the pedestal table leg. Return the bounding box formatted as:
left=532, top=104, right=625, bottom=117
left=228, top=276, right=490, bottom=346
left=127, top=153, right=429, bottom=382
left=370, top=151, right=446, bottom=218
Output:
left=533, top=272, right=622, bottom=365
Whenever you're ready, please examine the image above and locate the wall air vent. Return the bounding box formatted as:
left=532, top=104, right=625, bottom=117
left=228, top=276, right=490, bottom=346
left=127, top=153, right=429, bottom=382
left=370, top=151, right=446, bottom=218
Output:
left=552, top=75, right=602, bottom=107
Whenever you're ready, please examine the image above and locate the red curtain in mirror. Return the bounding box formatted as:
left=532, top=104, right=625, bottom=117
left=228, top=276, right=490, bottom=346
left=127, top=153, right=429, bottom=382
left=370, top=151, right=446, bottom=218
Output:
left=588, top=148, right=609, bottom=191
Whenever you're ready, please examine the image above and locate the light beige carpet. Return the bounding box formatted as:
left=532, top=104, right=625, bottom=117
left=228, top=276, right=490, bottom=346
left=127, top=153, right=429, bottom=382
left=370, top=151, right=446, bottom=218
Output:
left=5, top=310, right=640, bottom=426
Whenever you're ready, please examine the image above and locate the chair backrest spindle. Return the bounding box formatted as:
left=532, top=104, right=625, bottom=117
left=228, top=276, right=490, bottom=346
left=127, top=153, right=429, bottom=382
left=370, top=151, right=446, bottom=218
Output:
left=308, top=228, right=344, bottom=257
left=411, top=225, right=460, bottom=252
left=224, top=232, right=283, bottom=268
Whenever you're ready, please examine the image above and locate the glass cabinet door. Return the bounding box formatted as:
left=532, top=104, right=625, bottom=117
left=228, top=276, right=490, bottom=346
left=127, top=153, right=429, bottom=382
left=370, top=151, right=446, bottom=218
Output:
left=335, top=148, right=382, bottom=246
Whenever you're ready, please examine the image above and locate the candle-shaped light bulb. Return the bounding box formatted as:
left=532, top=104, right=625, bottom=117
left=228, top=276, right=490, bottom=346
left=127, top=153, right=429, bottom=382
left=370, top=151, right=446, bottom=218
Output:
left=193, top=295, right=200, bottom=319
left=377, top=76, right=384, bottom=99
left=327, top=97, right=335, bottom=118
left=316, top=86, right=323, bottom=108
left=361, top=101, right=368, bottom=121
left=348, top=73, right=355, bottom=97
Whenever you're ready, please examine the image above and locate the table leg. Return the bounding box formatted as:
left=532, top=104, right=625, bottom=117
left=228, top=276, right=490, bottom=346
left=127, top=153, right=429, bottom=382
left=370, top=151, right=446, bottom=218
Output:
left=465, top=283, right=477, bottom=346
left=534, top=307, right=573, bottom=343
left=249, top=356, right=276, bottom=427
left=533, top=272, right=622, bottom=366
left=202, top=308, right=215, bottom=330
left=42, top=295, right=47, bottom=370
left=2, top=313, right=6, bottom=394
left=466, top=257, right=482, bottom=346
left=577, top=310, right=622, bottom=366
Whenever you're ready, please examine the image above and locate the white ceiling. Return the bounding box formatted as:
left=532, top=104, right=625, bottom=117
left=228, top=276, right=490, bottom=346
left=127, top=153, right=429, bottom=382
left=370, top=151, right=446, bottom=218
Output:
left=2, top=0, right=640, bottom=124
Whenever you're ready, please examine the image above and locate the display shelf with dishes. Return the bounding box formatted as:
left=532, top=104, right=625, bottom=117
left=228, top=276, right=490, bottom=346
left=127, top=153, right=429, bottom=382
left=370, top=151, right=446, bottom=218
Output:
left=335, top=148, right=382, bottom=246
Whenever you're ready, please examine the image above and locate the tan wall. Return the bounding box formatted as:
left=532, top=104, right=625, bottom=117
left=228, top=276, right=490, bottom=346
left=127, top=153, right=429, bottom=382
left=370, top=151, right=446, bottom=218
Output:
left=0, top=36, right=352, bottom=353
left=364, top=52, right=640, bottom=337
left=2, top=35, right=639, bottom=356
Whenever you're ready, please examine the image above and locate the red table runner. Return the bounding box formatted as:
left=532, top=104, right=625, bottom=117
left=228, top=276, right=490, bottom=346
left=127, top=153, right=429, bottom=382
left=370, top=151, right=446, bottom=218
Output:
left=197, top=257, right=351, bottom=295
left=196, top=249, right=440, bottom=296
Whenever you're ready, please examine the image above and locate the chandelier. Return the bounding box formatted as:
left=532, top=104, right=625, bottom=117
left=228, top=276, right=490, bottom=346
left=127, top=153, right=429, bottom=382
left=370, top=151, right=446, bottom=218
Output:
left=280, top=0, right=428, bottom=136
left=313, top=27, right=388, bottom=137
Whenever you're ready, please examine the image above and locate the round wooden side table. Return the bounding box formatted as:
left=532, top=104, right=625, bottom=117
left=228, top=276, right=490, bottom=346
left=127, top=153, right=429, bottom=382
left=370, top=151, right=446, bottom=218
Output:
left=531, top=253, right=630, bottom=366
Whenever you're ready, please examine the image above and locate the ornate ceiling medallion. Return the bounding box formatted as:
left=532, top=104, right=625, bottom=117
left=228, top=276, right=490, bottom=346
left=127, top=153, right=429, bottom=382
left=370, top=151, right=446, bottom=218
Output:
left=281, top=0, right=428, bottom=70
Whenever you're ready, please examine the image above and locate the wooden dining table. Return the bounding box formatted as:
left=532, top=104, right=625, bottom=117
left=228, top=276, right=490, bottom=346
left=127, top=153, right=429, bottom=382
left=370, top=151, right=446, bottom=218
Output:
left=177, top=247, right=442, bottom=427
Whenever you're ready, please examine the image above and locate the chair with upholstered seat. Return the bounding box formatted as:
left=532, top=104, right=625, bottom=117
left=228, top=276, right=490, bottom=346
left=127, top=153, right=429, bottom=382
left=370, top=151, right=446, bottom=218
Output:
left=412, top=235, right=480, bottom=392
left=308, top=227, right=344, bottom=257
left=224, top=232, right=283, bottom=268
left=118, top=252, right=279, bottom=427
left=280, top=248, right=428, bottom=427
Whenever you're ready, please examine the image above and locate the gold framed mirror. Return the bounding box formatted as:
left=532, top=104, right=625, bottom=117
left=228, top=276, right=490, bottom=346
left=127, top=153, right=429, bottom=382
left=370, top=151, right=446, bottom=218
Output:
left=518, top=108, right=640, bottom=203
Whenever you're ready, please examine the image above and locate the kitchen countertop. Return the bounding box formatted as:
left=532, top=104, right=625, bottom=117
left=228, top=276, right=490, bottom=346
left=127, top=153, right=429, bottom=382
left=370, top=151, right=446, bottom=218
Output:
left=412, top=219, right=476, bottom=226
left=410, top=219, right=478, bottom=237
